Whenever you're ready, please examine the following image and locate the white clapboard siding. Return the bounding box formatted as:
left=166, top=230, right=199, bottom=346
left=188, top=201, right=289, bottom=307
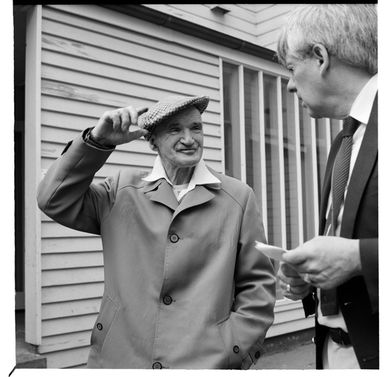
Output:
left=39, top=330, right=93, bottom=354
left=42, top=283, right=104, bottom=304
left=42, top=314, right=97, bottom=337
left=39, top=4, right=222, bottom=367
left=42, top=299, right=101, bottom=320
left=147, top=4, right=260, bottom=38
left=143, top=4, right=300, bottom=51
left=43, top=5, right=219, bottom=68
left=42, top=252, right=103, bottom=270
left=41, top=18, right=220, bottom=79
left=43, top=346, right=92, bottom=368
left=42, top=267, right=105, bottom=287
left=42, top=237, right=102, bottom=254
left=42, top=222, right=95, bottom=239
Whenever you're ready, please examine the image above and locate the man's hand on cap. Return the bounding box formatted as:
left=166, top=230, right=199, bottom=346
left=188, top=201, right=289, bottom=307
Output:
left=91, top=106, right=149, bottom=146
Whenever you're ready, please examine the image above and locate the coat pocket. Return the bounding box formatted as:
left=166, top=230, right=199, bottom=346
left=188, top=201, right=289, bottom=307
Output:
left=90, top=296, right=120, bottom=354
left=216, top=315, right=243, bottom=369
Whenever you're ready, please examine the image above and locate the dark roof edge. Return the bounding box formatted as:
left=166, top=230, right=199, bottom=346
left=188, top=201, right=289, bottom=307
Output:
left=102, top=4, right=276, bottom=62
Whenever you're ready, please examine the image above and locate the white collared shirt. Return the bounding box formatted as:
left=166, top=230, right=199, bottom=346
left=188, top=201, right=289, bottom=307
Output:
left=318, top=74, right=378, bottom=331
left=143, top=156, right=220, bottom=201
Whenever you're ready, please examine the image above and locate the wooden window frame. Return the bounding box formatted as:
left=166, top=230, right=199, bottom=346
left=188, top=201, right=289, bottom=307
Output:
left=24, top=4, right=43, bottom=345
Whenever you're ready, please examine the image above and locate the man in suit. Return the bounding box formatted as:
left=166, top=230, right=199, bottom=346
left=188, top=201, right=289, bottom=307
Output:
left=276, top=4, right=378, bottom=369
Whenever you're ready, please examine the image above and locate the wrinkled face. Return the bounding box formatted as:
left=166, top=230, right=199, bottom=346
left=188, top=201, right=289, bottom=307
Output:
left=150, top=106, right=204, bottom=169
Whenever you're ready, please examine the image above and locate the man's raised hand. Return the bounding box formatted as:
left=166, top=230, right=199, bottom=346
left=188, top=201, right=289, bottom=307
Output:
left=91, top=106, right=149, bottom=146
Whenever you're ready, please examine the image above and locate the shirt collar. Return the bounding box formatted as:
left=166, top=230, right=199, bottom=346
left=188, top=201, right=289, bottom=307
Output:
left=349, top=74, right=377, bottom=125
left=143, top=155, right=220, bottom=188
left=142, top=156, right=173, bottom=185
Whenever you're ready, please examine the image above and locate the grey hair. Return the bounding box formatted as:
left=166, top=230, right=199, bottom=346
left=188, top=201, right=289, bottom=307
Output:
left=276, top=4, right=377, bottom=75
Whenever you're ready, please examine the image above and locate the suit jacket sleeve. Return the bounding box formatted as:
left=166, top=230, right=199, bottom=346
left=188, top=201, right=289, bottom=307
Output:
left=37, top=131, right=117, bottom=235
left=360, top=238, right=378, bottom=313
left=230, top=187, right=276, bottom=368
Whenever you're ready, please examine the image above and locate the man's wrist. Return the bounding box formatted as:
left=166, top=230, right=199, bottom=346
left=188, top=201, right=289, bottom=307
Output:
left=83, top=128, right=115, bottom=150
left=90, top=129, right=115, bottom=147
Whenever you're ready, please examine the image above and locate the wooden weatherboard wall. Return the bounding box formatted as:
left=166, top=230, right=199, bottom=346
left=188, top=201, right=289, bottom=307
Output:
left=24, top=3, right=314, bottom=368
left=142, top=4, right=301, bottom=51
left=37, top=4, right=221, bottom=367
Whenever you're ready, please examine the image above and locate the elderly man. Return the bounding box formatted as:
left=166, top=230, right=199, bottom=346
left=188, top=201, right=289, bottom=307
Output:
left=37, top=95, right=275, bottom=369
left=276, top=4, right=378, bottom=369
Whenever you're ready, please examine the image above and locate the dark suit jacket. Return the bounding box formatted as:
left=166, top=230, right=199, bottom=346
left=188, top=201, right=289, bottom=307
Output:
left=303, top=96, right=378, bottom=369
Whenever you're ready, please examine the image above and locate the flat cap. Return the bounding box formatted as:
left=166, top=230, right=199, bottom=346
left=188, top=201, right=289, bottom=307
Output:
left=138, top=95, right=210, bottom=140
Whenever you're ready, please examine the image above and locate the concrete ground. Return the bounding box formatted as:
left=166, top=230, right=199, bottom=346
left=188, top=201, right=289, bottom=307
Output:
left=254, top=341, right=315, bottom=369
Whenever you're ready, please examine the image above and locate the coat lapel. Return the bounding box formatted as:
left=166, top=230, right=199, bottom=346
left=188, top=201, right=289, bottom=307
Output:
left=143, top=179, right=178, bottom=212
left=341, top=96, right=378, bottom=237
left=173, top=185, right=218, bottom=219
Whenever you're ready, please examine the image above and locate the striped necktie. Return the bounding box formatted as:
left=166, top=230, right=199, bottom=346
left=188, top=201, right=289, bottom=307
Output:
left=321, top=116, right=360, bottom=316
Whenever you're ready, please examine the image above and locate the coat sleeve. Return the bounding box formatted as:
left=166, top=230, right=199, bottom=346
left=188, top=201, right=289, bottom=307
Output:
left=359, top=238, right=378, bottom=313
left=37, top=131, right=117, bottom=235
left=230, top=187, right=276, bottom=369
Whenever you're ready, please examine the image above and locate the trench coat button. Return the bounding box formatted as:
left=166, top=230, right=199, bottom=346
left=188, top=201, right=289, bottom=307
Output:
left=233, top=345, right=240, bottom=353
left=152, top=361, right=163, bottom=369
left=96, top=323, right=103, bottom=331
left=254, top=351, right=261, bottom=359
left=170, top=233, right=179, bottom=243
left=163, top=295, right=173, bottom=305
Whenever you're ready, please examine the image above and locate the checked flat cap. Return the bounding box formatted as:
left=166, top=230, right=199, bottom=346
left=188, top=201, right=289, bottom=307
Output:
left=138, top=95, right=210, bottom=140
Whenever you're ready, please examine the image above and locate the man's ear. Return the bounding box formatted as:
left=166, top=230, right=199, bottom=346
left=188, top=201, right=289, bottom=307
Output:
left=149, top=136, right=158, bottom=151
left=312, top=43, right=329, bottom=74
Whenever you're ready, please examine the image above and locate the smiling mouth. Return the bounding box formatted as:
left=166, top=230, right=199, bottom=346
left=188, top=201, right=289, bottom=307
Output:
left=178, top=149, right=196, bottom=154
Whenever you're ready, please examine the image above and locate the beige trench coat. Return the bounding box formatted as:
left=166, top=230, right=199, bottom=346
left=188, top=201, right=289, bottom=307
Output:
left=37, top=132, right=276, bottom=369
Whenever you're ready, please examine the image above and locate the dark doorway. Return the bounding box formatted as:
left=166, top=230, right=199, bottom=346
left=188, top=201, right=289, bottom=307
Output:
left=14, top=6, right=27, bottom=310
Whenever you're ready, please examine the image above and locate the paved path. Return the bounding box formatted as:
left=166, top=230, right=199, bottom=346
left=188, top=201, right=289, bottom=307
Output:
left=254, top=342, right=315, bottom=369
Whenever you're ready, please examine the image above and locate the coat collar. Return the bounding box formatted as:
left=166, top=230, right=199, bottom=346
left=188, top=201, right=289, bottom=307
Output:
left=142, top=179, right=179, bottom=211
left=142, top=173, right=221, bottom=214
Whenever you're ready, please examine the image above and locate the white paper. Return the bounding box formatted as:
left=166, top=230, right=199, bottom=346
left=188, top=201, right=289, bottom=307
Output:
left=254, top=241, right=288, bottom=261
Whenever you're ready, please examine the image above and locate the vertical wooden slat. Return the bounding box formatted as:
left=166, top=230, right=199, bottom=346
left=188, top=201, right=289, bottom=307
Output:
left=258, top=71, right=268, bottom=233
left=25, top=4, right=43, bottom=345
left=219, top=58, right=226, bottom=174
left=238, top=65, right=247, bottom=182
left=325, top=118, right=332, bottom=152
left=310, top=118, right=319, bottom=235
left=294, top=97, right=304, bottom=245
left=276, top=77, right=287, bottom=249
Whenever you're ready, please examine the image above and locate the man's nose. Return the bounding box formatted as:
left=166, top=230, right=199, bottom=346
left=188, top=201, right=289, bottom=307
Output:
left=287, top=78, right=296, bottom=93
left=181, top=129, right=194, bottom=144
